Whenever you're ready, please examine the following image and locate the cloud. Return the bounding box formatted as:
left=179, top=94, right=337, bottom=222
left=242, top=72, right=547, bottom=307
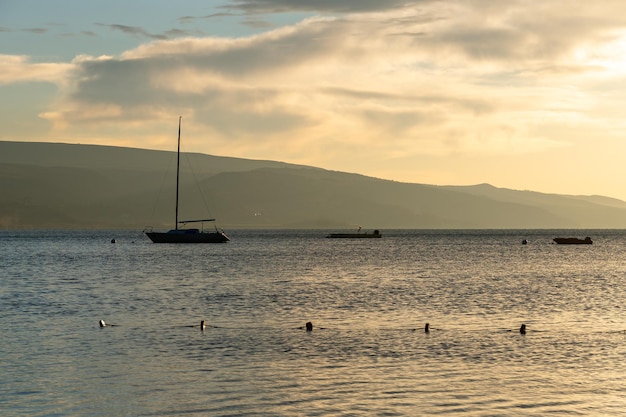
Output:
left=178, top=12, right=240, bottom=24
left=94, top=23, right=200, bottom=41
left=23, top=28, right=48, bottom=34
left=0, top=55, right=72, bottom=85
left=96, top=23, right=167, bottom=40
left=222, top=0, right=427, bottom=14
left=12, top=1, right=626, bottom=168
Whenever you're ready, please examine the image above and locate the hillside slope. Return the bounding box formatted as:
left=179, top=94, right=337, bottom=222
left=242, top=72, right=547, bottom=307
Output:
left=2, top=141, right=626, bottom=229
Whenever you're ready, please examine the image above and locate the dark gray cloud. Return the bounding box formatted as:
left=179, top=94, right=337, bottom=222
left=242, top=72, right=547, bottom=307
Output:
left=63, top=53, right=313, bottom=135
left=70, top=59, right=156, bottom=107
left=164, top=28, right=200, bottom=38
left=96, top=23, right=167, bottom=40
left=95, top=23, right=200, bottom=41
left=178, top=12, right=239, bottom=24
left=23, top=28, right=48, bottom=34
left=222, top=0, right=426, bottom=14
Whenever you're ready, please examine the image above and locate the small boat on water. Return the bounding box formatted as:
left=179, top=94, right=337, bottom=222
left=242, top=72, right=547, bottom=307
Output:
left=144, top=117, right=229, bottom=244
left=553, top=237, right=592, bottom=245
left=326, top=228, right=382, bottom=239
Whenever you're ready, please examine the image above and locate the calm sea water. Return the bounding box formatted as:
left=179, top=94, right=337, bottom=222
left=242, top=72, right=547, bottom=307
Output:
left=1, top=229, right=626, bottom=416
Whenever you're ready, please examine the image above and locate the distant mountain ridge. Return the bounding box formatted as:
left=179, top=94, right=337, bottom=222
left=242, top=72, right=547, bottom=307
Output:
left=2, top=140, right=626, bottom=229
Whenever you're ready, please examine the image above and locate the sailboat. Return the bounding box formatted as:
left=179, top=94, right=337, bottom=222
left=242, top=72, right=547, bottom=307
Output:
left=145, top=117, right=230, bottom=243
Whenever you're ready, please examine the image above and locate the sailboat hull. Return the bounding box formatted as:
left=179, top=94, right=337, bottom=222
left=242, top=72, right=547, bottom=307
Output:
left=146, top=229, right=229, bottom=243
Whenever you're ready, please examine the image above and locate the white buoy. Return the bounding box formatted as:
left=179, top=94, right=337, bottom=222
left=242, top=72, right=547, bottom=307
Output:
left=99, top=319, right=106, bottom=328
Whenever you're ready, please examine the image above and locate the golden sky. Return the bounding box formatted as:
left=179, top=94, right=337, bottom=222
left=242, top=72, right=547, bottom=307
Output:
left=2, top=1, right=626, bottom=199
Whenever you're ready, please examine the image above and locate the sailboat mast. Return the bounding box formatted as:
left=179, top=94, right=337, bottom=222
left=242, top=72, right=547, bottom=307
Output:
left=175, top=116, right=181, bottom=230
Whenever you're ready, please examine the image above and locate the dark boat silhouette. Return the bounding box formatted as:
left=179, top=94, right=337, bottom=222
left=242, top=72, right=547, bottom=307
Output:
left=553, top=237, right=592, bottom=244
left=326, top=228, right=382, bottom=239
left=145, top=117, right=229, bottom=243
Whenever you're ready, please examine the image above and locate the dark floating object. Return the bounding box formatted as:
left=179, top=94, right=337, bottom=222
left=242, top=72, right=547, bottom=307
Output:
left=520, top=324, right=526, bottom=335
left=553, top=237, right=592, bottom=244
left=305, top=321, right=313, bottom=332
left=111, top=239, right=116, bottom=244
left=99, top=319, right=106, bottom=328
left=326, top=227, right=382, bottom=238
left=521, top=239, right=528, bottom=245
left=424, top=323, right=430, bottom=333
left=200, top=320, right=206, bottom=331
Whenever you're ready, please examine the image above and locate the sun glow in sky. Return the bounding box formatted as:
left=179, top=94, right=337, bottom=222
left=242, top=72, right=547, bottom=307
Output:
left=3, top=0, right=626, bottom=199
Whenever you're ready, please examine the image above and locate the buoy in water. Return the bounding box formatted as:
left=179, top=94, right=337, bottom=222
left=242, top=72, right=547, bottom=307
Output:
left=99, top=319, right=106, bottom=328
left=305, top=321, right=313, bottom=332
left=520, top=324, right=526, bottom=334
